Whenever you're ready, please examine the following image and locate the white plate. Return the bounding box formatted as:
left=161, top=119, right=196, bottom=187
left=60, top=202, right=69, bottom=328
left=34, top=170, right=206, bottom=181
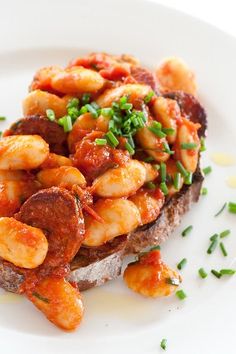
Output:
left=0, top=0, right=236, bottom=353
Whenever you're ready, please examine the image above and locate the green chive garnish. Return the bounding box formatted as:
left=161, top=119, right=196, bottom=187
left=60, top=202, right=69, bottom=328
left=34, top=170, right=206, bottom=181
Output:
left=166, top=277, right=180, bottom=286
left=81, top=93, right=91, bottom=105
left=214, top=202, right=227, bottom=217
left=67, top=97, right=79, bottom=109
left=125, top=142, right=135, bottom=155
left=162, top=128, right=175, bottom=136
left=160, top=162, right=166, bottom=182
left=203, top=166, right=212, bottom=175
left=63, top=115, right=72, bottom=132
left=143, top=156, right=154, bottom=163
left=176, top=289, right=187, bottom=300
left=219, top=242, right=228, bottom=257
left=220, top=269, right=236, bottom=275
left=228, top=202, right=236, bottom=214
left=198, top=268, right=208, bottom=279
left=200, top=137, right=206, bottom=152
left=176, top=161, right=188, bottom=178
left=120, top=103, right=133, bottom=110
left=46, top=109, right=55, bottom=121
left=0, top=116, right=6, bottom=121
left=101, top=108, right=114, bottom=117
left=181, top=225, right=193, bottom=237
left=148, top=126, right=166, bottom=138
left=105, top=131, right=119, bottom=148
left=211, top=269, right=222, bottom=279
left=174, top=172, right=181, bottom=190
left=220, top=229, right=231, bottom=238
left=210, top=233, right=218, bottom=241
left=85, top=103, right=99, bottom=118
left=201, top=187, right=208, bottom=195
left=184, top=172, right=193, bottom=185
left=95, top=138, right=107, bottom=146
left=160, top=182, right=168, bottom=195
left=207, top=239, right=218, bottom=254
left=144, top=91, right=155, bottom=104
left=150, top=245, right=161, bottom=251
left=146, top=181, right=156, bottom=190
left=162, top=141, right=174, bottom=154
left=181, top=142, right=197, bottom=150
left=177, top=258, right=187, bottom=270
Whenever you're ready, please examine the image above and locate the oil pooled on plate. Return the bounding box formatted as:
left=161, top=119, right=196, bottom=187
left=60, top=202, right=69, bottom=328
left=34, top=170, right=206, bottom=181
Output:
left=226, top=176, right=236, bottom=189
left=210, top=152, right=236, bottom=166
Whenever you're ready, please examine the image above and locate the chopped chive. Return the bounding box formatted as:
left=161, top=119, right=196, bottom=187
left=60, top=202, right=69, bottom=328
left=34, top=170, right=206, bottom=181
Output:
left=152, top=121, right=162, bottom=129
left=160, top=182, right=168, bottom=195
left=228, top=202, right=236, bottom=214
left=153, top=164, right=160, bottom=170
left=209, top=233, right=218, bottom=242
left=166, top=277, right=180, bottom=286
left=220, top=269, right=236, bottom=275
left=150, top=245, right=161, bottom=251
left=181, top=225, right=193, bottom=237
left=162, top=141, right=174, bottom=154
left=85, top=103, right=99, bottom=118
left=177, top=258, right=187, bottom=270
left=219, top=242, right=228, bottom=257
left=0, top=131, right=2, bottom=138
left=119, top=96, right=128, bottom=105
left=184, top=172, right=193, bottom=185
left=203, top=166, right=212, bottom=175
left=220, top=229, right=231, bottom=238
left=211, top=269, right=222, bottom=279
left=80, top=106, right=88, bottom=115
left=146, top=181, right=156, bottom=190
left=81, top=93, right=91, bottom=105
left=174, top=172, right=181, bottom=190
left=198, top=268, right=208, bottom=279
left=200, top=137, right=206, bottom=152
left=148, top=126, right=166, bottom=138
left=176, top=161, right=188, bottom=178
left=101, top=108, right=114, bottom=117
left=67, top=97, right=79, bottom=109
left=180, top=142, right=197, bottom=150
left=105, top=131, right=119, bottom=148
left=214, top=202, right=227, bottom=217
left=160, top=162, right=166, bottom=182
left=0, top=116, right=6, bottom=121
left=160, top=338, right=167, bottom=351
left=162, top=127, right=175, bottom=135
left=63, top=115, right=72, bottom=132
left=46, top=109, right=55, bottom=121
left=91, top=101, right=100, bottom=110
left=201, top=187, right=208, bottom=195
left=143, top=156, right=154, bottom=163
left=32, top=292, right=50, bottom=303
left=125, top=142, right=135, bottom=155
left=95, top=138, right=107, bottom=146
left=144, top=91, right=155, bottom=104
left=175, top=289, right=187, bottom=300
left=207, top=239, right=218, bottom=254
left=120, top=103, right=133, bottom=110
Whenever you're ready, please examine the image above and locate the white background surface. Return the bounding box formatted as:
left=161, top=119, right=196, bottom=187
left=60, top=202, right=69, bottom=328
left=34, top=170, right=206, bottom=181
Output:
left=156, top=0, right=236, bottom=37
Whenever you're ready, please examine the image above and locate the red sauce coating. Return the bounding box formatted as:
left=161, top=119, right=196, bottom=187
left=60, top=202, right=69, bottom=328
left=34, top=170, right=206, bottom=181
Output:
left=72, top=131, right=130, bottom=180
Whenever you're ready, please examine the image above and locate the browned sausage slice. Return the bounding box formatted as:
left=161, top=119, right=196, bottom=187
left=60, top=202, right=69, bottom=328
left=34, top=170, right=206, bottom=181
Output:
left=15, top=187, right=85, bottom=267
left=163, top=91, right=207, bottom=137
left=131, top=66, right=159, bottom=93
left=7, top=115, right=68, bottom=155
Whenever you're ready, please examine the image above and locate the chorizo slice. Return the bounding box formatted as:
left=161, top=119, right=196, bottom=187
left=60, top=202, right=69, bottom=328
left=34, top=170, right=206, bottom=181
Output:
left=7, top=115, right=68, bottom=155
left=130, top=66, right=159, bottom=92
left=15, top=187, right=85, bottom=267
left=163, top=91, right=207, bottom=137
